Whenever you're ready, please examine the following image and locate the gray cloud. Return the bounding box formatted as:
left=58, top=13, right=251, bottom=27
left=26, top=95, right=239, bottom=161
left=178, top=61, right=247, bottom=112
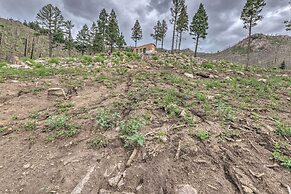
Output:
left=0, top=0, right=289, bottom=52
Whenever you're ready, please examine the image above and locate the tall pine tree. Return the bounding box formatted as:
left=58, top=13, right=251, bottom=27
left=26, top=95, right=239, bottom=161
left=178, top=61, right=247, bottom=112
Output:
left=97, top=9, right=109, bottom=52
left=170, top=0, right=184, bottom=53
left=76, top=24, right=90, bottom=55
left=151, top=21, right=162, bottom=46
left=241, top=0, right=266, bottom=68
left=64, top=20, right=74, bottom=57
left=107, top=9, right=121, bottom=52
left=131, top=20, right=142, bottom=47
left=36, top=4, right=65, bottom=57
left=117, top=33, right=127, bottom=50
left=160, top=20, right=168, bottom=50
left=189, top=3, right=208, bottom=57
left=176, top=3, right=188, bottom=51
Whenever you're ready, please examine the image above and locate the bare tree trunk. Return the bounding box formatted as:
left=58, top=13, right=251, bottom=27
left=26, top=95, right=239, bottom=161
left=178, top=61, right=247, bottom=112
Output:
left=246, top=17, right=253, bottom=70
left=24, top=37, right=28, bottom=57
left=161, top=36, right=164, bottom=50
left=48, top=33, right=53, bottom=57
left=171, top=17, right=177, bottom=53
left=30, top=37, right=35, bottom=59
left=178, top=31, right=182, bottom=51
left=175, top=31, right=179, bottom=51
left=194, top=35, right=199, bottom=57
left=135, top=41, right=137, bottom=48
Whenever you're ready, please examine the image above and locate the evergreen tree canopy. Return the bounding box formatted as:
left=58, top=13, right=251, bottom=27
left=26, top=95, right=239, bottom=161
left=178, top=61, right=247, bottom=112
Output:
left=170, top=0, right=185, bottom=52
left=131, top=20, right=142, bottom=47
left=241, top=0, right=266, bottom=29
left=64, top=20, right=74, bottom=56
left=189, top=3, right=208, bottom=57
left=117, top=33, right=127, bottom=50
left=106, top=9, right=121, bottom=52
left=176, top=3, right=188, bottom=33
left=36, top=4, right=65, bottom=57
left=160, top=20, right=168, bottom=49
left=151, top=21, right=162, bottom=46
left=76, top=24, right=90, bottom=55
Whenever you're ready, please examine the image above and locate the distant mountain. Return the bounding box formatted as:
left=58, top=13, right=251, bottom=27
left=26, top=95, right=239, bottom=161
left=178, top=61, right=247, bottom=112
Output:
left=0, top=18, right=73, bottom=60
left=200, top=33, right=291, bottom=68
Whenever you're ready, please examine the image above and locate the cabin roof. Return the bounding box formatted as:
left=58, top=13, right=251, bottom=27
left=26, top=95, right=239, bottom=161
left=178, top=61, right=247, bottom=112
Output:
left=134, top=43, right=156, bottom=49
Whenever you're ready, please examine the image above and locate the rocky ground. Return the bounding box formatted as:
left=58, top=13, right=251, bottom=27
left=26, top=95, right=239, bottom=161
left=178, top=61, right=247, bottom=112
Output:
left=0, top=52, right=291, bottom=194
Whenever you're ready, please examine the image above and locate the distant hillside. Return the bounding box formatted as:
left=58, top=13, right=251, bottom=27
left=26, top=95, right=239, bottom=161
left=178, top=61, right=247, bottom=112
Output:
left=200, top=34, right=291, bottom=68
left=0, top=18, right=73, bottom=60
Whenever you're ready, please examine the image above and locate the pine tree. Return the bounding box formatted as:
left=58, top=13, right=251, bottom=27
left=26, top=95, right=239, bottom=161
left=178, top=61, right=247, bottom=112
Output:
left=107, top=9, right=121, bottom=52
left=176, top=3, right=188, bottom=51
left=131, top=20, right=142, bottom=47
left=64, top=20, right=74, bottom=57
left=97, top=9, right=109, bottom=52
left=241, top=0, right=266, bottom=68
left=160, top=20, right=168, bottom=49
left=36, top=4, right=65, bottom=57
left=76, top=24, right=90, bottom=55
left=170, top=0, right=184, bottom=53
left=89, top=22, right=98, bottom=53
left=189, top=3, right=208, bottom=57
left=285, top=20, right=291, bottom=31
left=151, top=21, right=162, bottom=46
left=117, top=33, right=127, bottom=50
left=92, top=32, right=105, bottom=53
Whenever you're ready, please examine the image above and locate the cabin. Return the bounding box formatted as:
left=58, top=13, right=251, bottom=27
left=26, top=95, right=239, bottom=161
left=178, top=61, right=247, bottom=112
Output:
left=133, top=43, right=157, bottom=54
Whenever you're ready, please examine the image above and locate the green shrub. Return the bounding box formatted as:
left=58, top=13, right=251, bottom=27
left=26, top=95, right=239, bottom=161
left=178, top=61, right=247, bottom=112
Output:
left=81, top=55, right=93, bottom=65
left=272, top=142, right=291, bottom=169
left=96, top=109, right=120, bottom=130
left=152, top=56, right=159, bottom=60
left=94, top=54, right=106, bottom=63
left=120, top=117, right=145, bottom=147
left=195, top=92, right=207, bottom=102
left=194, top=130, right=209, bottom=141
left=0, top=127, right=7, bottom=133
left=24, top=121, right=37, bottom=130
left=201, top=62, right=214, bottom=69
left=48, top=58, right=60, bottom=64
left=0, top=62, right=8, bottom=68
left=45, top=115, right=68, bottom=131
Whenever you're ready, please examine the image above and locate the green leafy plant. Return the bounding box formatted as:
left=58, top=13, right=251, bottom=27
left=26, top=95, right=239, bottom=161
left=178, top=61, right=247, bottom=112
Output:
left=96, top=109, right=120, bottom=130
left=276, top=120, right=291, bottom=137
left=120, top=117, right=145, bottom=147
left=152, top=56, right=159, bottom=60
left=272, top=142, right=291, bottom=169
left=23, top=121, right=37, bottom=131
left=194, top=130, right=209, bottom=141
left=222, top=129, right=240, bottom=139
left=0, top=127, right=7, bottom=133
left=44, top=115, right=68, bottom=131
left=81, top=55, right=93, bottom=65
left=195, top=92, right=207, bottom=102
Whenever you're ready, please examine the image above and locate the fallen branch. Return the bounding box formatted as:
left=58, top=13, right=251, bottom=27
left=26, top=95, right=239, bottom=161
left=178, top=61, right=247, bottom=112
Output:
left=248, top=140, right=260, bottom=153
left=281, top=183, right=291, bottom=194
left=126, top=148, right=138, bottom=167
left=175, top=140, right=182, bottom=160
left=47, top=88, right=67, bottom=99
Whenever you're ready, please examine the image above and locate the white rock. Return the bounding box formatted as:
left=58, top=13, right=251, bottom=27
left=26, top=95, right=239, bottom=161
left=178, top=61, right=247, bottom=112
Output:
left=175, top=184, right=197, bottom=194
left=184, top=73, right=194, bottom=79
left=23, top=163, right=31, bottom=169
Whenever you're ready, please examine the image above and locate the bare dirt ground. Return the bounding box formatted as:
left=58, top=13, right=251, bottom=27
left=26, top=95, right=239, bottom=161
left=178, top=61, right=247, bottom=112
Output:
left=0, top=54, right=291, bottom=194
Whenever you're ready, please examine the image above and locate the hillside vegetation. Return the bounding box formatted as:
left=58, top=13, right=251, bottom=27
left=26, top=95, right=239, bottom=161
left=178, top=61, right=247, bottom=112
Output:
left=0, top=18, right=73, bottom=60
left=202, top=34, right=291, bottom=69
left=0, top=52, right=290, bottom=193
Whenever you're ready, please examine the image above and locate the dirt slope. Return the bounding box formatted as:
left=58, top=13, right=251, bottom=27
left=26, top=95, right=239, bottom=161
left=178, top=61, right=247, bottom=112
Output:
left=0, top=53, right=291, bottom=194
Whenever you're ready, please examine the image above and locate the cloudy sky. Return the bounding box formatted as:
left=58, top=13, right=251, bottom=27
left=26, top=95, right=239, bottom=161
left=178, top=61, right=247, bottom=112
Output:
left=0, top=0, right=290, bottom=52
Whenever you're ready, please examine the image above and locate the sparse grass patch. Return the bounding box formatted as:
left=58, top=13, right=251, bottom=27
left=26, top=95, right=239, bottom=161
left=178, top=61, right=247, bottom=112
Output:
left=48, top=58, right=60, bottom=64
left=0, top=127, right=7, bottom=133
left=96, top=109, right=120, bottom=130
left=23, top=121, right=37, bottom=131
left=272, top=142, right=291, bottom=169
left=217, top=101, right=236, bottom=122
left=0, top=61, right=8, bottom=68
left=201, top=62, right=214, bottom=69
left=120, top=117, right=145, bottom=148
left=89, top=134, right=108, bottom=149
left=222, top=129, right=240, bottom=139
left=11, top=114, right=18, bottom=120
left=276, top=120, right=291, bottom=137
left=94, top=54, right=106, bottom=63
left=56, top=102, right=74, bottom=113
left=195, top=92, right=207, bottom=102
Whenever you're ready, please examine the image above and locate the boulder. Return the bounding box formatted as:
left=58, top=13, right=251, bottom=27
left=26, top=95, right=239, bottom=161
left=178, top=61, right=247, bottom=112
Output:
left=175, top=184, right=197, bottom=194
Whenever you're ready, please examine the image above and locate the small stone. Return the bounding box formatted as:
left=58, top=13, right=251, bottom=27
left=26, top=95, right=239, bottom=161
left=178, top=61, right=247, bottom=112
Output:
left=108, top=173, right=122, bottom=187
left=175, top=184, right=197, bottom=194
left=23, top=164, right=31, bottom=169
left=0, top=166, right=3, bottom=169
left=184, top=73, right=194, bottom=79
left=99, top=189, right=111, bottom=194
left=258, top=79, right=267, bottom=83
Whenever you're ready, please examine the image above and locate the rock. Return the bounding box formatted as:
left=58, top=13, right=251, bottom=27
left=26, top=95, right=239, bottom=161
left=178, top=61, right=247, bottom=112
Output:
left=9, top=63, right=32, bottom=69
left=99, top=189, right=111, bottom=194
left=242, top=185, right=254, bottom=193
left=184, top=73, right=194, bottom=79
left=108, top=173, right=122, bottom=187
left=258, top=79, right=267, bottom=83
left=175, top=184, right=198, bottom=194
left=23, top=163, right=31, bottom=169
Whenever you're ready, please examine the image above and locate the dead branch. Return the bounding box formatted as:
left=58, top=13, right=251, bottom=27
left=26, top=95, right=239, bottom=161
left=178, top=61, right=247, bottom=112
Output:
left=175, top=140, right=182, bottom=160
left=126, top=148, right=138, bottom=167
